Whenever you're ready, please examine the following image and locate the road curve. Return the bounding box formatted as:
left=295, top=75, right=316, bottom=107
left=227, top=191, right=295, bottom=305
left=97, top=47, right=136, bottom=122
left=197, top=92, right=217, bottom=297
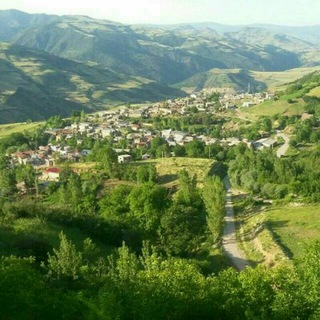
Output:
left=222, top=176, right=250, bottom=271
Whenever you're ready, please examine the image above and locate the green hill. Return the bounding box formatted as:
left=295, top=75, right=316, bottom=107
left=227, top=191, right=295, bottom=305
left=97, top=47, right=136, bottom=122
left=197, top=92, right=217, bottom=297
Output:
left=174, top=68, right=267, bottom=93
left=250, top=67, right=320, bottom=89
left=0, top=42, right=185, bottom=124
left=5, top=11, right=318, bottom=84
left=241, top=70, right=320, bottom=119
left=0, top=9, right=58, bottom=41
left=1, top=10, right=320, bottom=123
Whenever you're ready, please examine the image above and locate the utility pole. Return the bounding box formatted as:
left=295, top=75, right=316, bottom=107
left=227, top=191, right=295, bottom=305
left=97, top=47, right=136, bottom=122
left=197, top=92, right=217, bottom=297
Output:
left=35, top=166, right=39, bottom=198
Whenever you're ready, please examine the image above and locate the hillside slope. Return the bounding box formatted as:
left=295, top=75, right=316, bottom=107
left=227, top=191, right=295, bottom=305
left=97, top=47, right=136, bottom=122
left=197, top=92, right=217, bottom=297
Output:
left=0, top=42, right=184, bottom=124
left=240, top=70, right=320, bottom=119
left=3, top=11, right=318, bottom=84
left=174, top=68, right=267, bottom=93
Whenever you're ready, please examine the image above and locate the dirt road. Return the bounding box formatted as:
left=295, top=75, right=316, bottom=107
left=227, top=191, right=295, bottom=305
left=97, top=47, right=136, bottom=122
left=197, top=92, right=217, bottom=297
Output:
left=222, top=176, right=250, bottom=270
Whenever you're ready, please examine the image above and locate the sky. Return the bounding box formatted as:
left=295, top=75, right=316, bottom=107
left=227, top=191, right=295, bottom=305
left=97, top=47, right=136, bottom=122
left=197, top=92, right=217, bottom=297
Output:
left=0, top=0, right=320, bottom=26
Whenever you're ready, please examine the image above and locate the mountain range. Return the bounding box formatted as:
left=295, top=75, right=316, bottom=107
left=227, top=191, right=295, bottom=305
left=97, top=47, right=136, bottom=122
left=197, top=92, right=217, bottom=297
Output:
left=0, top=9, right=320, bottom=123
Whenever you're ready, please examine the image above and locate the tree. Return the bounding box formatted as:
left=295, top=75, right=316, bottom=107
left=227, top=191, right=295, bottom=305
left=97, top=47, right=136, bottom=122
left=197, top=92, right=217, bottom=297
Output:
left=45, top=115, right=65, bottom=129
left=185, top=140, right=205, bottom=158
left=160, top=204, right=205, bottom=257
left=202, top=176, right=226, bottom=243
left=173, top=144, right=186, bottom=157
left=128, top=182, right=170, bottom=233
left=155, top=143, right=170, bottom=158
left=46, top=232, right=83, bottom=281
left=0, top=256, right=84, bottom=319
left=108, top=242, right=139, bottom=284
left=16, top=164, right=36, bottom=191
left=295, top=240, right=320, bottom=317
left=136, top=165, right=157, bottom=184
left=207, top=92, right=220, bottom=103
left=100, top=184, right=132, bottom=220
left=0, top=169, right=16, bottom=197
left=176, top=169, right=202, bottom=207
left=57, top=172, right=86, bottom=213
left=259, top=117, right=272, bottom=132
left=88, top=141, right=118, bottom=176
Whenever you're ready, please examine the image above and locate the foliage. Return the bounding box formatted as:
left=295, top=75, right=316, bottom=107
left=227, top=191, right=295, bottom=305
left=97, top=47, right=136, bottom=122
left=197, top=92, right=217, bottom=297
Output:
left=229, top=147, right=320, bottom=201
left=128, top=182, right=170, bottom=233
left=1, top=237, right=320, bottom=319
left=46, top=232, right=83, bottom=281
left=202, top=176, right=226, bottom=243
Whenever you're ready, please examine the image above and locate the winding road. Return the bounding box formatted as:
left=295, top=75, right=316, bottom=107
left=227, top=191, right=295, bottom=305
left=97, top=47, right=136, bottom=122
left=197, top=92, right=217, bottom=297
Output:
left=222, top=176, right=250, bottom=271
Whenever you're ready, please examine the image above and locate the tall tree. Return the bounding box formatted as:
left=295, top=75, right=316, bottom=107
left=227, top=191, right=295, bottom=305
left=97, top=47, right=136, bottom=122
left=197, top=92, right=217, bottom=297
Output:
left=202, top=176, right=226, bottom=243
left=46, top=232, right=83, bottom=281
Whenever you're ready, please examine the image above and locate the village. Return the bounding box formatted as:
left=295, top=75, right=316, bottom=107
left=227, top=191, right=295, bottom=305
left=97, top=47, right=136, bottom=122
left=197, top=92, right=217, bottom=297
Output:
left=9, top=90, right=278, bottom=182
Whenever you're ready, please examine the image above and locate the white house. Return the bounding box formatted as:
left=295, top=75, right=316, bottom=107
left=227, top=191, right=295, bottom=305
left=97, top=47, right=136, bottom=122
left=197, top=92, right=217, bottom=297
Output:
left=118, top=154, right=132, bottom=164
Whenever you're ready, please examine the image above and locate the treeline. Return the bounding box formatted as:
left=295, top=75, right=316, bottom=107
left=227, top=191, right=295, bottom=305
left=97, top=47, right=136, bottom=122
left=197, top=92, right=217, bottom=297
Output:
left=0, top=168, right=224, bottom=259
left=228, top=146, right=320, bottom=201
left=1, top=238, right=320, bottom=319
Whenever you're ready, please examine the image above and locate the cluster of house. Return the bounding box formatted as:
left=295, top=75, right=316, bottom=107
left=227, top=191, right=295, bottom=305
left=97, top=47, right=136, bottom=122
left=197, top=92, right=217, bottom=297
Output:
left=9, top=91, right=278, bottom=182
left=217, top=91, right=275, bottom=109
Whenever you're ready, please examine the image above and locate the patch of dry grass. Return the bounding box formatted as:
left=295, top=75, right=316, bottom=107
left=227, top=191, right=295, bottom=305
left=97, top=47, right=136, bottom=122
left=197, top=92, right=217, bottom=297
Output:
left=0, top=122, right=44, bottom=138
left=147, top=157, right=216, bottom=188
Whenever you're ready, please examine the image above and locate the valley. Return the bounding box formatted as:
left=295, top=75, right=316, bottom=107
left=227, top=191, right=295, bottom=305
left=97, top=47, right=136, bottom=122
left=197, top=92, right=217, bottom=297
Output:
left=0, top=9, right=320, bottom=124
left=0, top=8, right=320, bottom=319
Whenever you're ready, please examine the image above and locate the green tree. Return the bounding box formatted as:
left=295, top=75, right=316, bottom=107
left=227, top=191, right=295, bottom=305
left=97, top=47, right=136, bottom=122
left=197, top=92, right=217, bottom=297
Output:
left=185, top=140, right=205, bottom=158
left=150, top=137, right=167, bottom=157
left=45, top=115, right=65, bottom=129
left=160, top=204, right=205, bottom=257
left=202, top=176, right=226, bottom=243
left=0, top=169, right=16, bottom=196
left=16, top=164, right=36, bottom=191
left=0, top=256, right=84, bottom=319
left=100, top=184, right=132, bottom=220
left=88, top=141, right=118, bottom=176
left=173, top=144, right=186, bottom=157
left=136, top=165, right=150, bottom=184
left=46, top=232, right=83, bottom=281
left=128, top=182, right=169, bottom=233
left=176, top=169, right=201, bottom=207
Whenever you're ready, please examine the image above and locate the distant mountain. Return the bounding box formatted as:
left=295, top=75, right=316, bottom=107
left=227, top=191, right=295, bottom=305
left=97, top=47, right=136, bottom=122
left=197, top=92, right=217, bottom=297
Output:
left=0, top=10, right=317, bottom=84
left=153, top=22, right=320, bottom=46
left=0, top=9, right=58, bottom=41
left=0, top=42, right=184, bottom=124
left=11, top=16, right=224, bottom=84
left=250, top=24, right=320, bottom=46
left=0, top=9, right=320, bottom=123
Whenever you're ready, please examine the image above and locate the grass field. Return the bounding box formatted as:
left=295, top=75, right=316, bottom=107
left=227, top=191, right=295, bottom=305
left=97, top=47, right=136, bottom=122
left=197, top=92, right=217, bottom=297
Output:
left=0, top=122, right=44, bottom=138
left=250, top=67, right=320, bottom=89
left=65, top=158, right=217, bottom=192
left=234, top=197, right=288, bottom=267
left=240, top=98, right=306, bottom=120
left=234, top=196, right=320, bottom=266
left=267, top=204, right=320, bottom=260
left=306, top=85, right=320, bottom=98
left=147, top=157, right=216, bottom=188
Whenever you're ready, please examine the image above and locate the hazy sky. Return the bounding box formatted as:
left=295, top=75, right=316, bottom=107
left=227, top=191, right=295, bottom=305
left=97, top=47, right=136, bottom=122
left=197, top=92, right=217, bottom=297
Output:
left=0, top=0, right=319, bottom=26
